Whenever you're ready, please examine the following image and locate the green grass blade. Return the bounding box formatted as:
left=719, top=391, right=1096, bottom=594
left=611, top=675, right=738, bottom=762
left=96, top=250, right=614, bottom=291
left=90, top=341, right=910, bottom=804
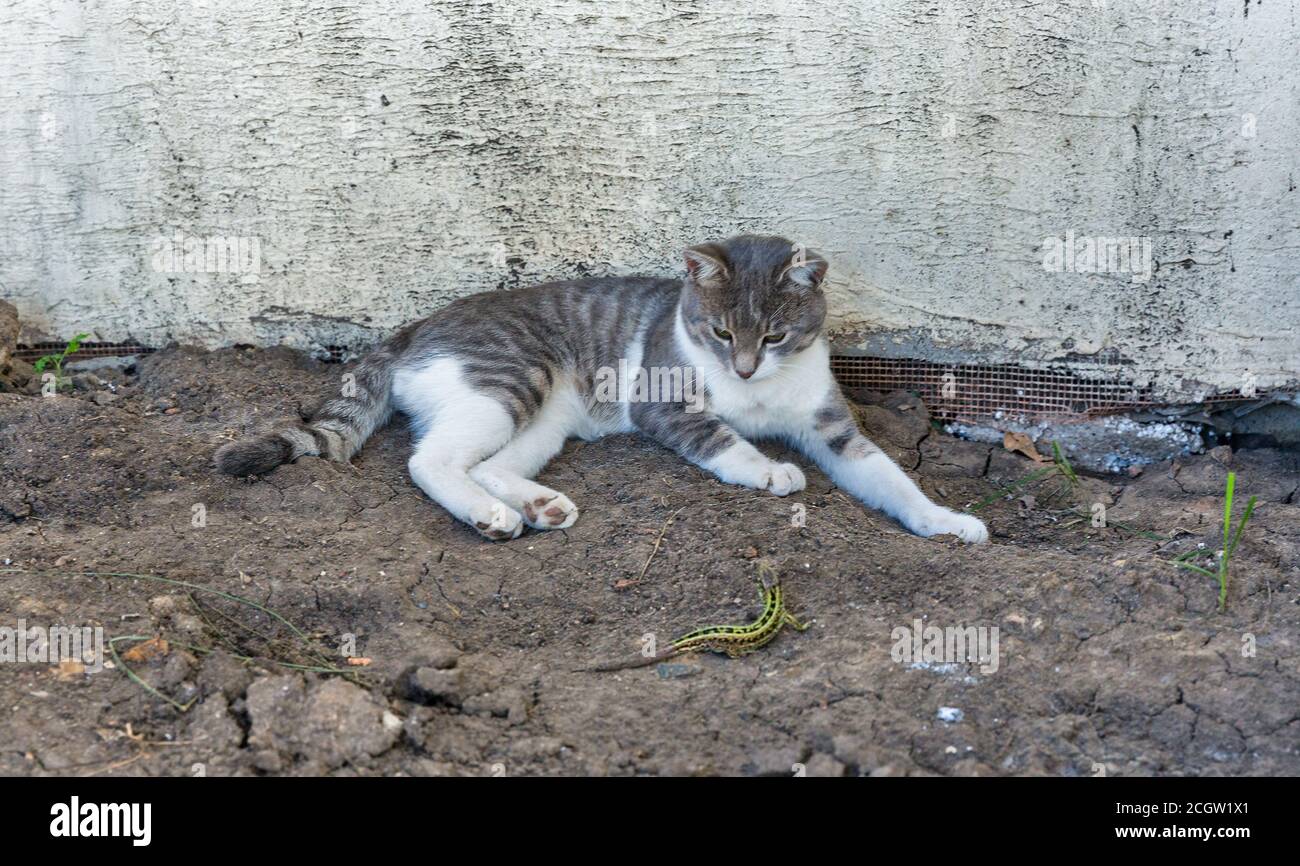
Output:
left=109, top=636, right=197, bottom=713
left=1173, top=561, right=1218, bottom=579
left=1222, top=471, right=1235, bottom=549
left=1225, top=496, right=1257, bottom=561
left=968, top=465, right=1059, bottom=512
left=1051, top=441, right=1079, bottom=485
left=3, top=568, right=336, bottom=668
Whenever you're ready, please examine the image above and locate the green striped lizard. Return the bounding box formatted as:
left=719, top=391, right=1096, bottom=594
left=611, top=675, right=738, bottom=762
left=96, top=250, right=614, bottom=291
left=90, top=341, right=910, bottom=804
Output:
left=580, top=561, right=809, bottom=672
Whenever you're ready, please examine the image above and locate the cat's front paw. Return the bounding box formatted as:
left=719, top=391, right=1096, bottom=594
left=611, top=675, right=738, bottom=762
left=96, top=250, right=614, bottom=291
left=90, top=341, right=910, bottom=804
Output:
left=765, top=462, right=806, bottom=497
left=912, top=508, right=989, bottom=544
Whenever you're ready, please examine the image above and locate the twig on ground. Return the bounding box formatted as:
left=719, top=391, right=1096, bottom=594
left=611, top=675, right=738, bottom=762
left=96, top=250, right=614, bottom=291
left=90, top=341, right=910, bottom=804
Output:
left=624, top=505, right=687, bottom=588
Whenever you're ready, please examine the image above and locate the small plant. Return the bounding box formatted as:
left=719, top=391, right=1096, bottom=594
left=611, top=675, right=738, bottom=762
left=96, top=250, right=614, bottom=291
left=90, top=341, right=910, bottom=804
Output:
left=969, top=439, right=1079, bottom=512
left=1050, top=440, right=1079, bottom=487
left=32, top=332, right=89, bottom=390
left=971, top=439, right=1167, bottom=540
left=1171, top=471, right=1256, bottom=612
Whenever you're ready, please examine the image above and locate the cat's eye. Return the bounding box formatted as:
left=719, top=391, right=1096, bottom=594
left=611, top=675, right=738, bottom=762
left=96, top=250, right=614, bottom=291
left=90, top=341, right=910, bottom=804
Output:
left=712, top=326, right=732, bottom=341
left=763, top=332, right=787, bottom=345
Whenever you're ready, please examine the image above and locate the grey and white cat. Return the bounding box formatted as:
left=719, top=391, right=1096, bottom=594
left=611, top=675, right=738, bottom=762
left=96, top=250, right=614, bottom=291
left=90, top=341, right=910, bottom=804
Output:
left=216, top=235, right=988, bottom=544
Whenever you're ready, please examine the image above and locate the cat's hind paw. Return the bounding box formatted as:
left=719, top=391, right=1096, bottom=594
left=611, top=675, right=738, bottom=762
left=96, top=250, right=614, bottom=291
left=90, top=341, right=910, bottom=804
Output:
left=913, top=508, right=989, bottom=544
left=521, top=492, right=579, bottom=530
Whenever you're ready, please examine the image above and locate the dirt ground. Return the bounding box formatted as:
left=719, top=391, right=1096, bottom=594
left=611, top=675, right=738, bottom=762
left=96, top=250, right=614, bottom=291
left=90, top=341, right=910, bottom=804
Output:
left=1, top=346, right=1297, bottom=776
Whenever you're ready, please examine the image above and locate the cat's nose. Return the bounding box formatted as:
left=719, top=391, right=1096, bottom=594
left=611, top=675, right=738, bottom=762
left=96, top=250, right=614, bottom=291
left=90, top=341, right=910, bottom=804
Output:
left=736, top=367, right=755, bottom=380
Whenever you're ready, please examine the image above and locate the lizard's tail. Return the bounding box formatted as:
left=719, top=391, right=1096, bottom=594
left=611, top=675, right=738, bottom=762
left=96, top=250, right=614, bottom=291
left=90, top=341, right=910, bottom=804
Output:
left=573, top=650, right=679, bottom=674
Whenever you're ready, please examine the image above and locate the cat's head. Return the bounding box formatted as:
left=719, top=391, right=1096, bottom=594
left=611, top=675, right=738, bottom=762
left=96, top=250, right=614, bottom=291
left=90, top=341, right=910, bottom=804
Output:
left=679, top=234, right=828, bottom=382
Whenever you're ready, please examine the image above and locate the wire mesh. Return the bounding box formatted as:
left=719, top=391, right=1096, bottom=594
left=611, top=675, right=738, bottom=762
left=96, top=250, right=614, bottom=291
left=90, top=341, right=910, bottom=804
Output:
left=16, top=342, right=1255, bottom=423
left=829, top=355, right=1254, bottom=423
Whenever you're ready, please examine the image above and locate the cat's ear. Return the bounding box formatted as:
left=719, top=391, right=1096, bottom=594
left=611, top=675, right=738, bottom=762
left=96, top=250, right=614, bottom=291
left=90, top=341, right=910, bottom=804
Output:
left=781, top=245, right=828, bottom=289
left=683, top=244, right=730, bottom=288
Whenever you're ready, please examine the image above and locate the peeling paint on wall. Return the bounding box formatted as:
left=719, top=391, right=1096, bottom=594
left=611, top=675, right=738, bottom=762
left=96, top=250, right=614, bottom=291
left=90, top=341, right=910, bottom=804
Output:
left=2, top=0, right=1297, bottom=401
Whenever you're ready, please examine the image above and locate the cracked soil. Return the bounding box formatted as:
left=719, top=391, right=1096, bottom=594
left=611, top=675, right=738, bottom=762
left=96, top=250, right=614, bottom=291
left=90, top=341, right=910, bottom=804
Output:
left=1, top=346, right=1297, bottom=776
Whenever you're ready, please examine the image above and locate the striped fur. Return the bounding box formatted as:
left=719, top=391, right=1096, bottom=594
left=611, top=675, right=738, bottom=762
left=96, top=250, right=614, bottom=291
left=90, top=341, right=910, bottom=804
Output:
left=214, top=344, right=397, bottom=476
left=214, top=235, right=988, bottom=544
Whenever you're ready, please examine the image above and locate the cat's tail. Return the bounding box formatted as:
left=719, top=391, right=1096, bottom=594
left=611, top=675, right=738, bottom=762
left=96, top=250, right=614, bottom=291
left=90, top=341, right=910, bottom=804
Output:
left=214, top=344, right=400, bottom=476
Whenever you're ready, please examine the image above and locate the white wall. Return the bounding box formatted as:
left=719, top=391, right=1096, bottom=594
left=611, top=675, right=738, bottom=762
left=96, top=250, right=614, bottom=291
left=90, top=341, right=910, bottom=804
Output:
left=2, top=0, right=1297, bottom=399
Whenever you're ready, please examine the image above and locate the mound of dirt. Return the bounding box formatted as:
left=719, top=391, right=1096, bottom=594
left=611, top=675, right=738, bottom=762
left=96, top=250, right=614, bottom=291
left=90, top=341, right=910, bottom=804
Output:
left=1, top=346, right=1296, bottom=776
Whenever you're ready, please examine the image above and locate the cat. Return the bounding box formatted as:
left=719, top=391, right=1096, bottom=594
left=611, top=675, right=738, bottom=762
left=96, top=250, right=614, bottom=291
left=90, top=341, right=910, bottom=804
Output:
left=215, top=235, right=988, bottom=544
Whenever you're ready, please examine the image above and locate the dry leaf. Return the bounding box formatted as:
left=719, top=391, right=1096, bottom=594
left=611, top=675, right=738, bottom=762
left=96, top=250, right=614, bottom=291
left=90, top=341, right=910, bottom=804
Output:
left=122, top=637, right=169, bottom=663
left=1003, top=431, right=1046, bottom=462
left=56, top=659, right=86, bottom=679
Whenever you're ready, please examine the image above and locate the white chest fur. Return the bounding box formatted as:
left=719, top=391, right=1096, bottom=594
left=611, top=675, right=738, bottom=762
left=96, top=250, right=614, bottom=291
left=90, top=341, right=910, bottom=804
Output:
left=673, top=311, right=835, bottom=439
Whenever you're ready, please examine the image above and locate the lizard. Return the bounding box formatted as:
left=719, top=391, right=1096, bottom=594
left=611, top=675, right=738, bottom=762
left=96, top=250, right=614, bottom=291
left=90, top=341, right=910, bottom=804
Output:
left=577, top=561, right=809, bottom=673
